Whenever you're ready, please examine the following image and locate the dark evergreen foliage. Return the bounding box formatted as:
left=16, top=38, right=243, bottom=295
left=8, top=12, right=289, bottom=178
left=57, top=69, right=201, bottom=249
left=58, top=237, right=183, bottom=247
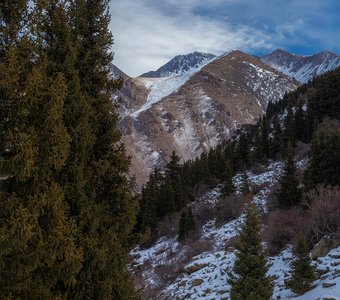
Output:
left=304, top=119, right=340, bottom=190
left=276, top=145, right=301, bottom=209
left=287, top=236, right=315, bottom=294
left=0, top=1, right=138, bottom=298
left=228, top=202, right=273, bottom=300
left=178, top=207, right=196, bottom=242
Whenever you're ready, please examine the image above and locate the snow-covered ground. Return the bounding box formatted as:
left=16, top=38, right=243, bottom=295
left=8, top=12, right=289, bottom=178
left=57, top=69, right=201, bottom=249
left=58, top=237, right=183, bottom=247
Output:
left=129, top=160, right=340, bottom=299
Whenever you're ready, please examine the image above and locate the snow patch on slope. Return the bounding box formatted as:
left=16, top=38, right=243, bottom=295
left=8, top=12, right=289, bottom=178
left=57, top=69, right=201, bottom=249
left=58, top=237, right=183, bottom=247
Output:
left=131, top=59, right=216, bottom=118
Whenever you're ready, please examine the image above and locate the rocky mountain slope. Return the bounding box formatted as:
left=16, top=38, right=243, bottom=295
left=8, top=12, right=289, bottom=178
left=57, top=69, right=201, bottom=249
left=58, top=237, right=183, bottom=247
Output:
left=130, top=159, right=340, bottom=300
left=117, top=50, right=297, bottom=186
left=140, top=51, right=215, bottom=77
left=261, top=49, right=340, bottom=83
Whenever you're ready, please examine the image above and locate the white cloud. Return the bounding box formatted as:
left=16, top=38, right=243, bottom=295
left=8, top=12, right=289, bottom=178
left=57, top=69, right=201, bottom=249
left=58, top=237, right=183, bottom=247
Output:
left=109, top=0, right=340, bottom=76
left=110, top=0, right=271, bottom=76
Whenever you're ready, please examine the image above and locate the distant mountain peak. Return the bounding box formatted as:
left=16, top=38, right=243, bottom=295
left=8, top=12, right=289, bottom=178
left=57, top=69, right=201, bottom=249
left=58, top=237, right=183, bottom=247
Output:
left=140, top=51, right=216, bottom=78
left=261, top=50, right=340, bottom=83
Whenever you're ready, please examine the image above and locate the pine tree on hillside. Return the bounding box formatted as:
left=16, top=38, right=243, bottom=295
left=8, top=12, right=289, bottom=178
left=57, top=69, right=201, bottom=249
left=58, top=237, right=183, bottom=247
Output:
left=221, top=162, right=234, bottom=197
left=281, top=98, right=296, bottom=158
left=139, top=169, right=162, bottom=232
left=276, top=145, right=301, bottom=209
left=294, top=99, right=306, bottom=142
left=287, top=236, right=315, bottom=294
left=178, top=207, right=196, bottom=242
left=228, top=202, right=273, bottom=300
left=67, top=0, right=138, bottom=298
left=260, top=116, right=270, bottom=159
left=269, top=114, right=282, bottom=158
left=166, top=150, right=186, bottom=210
left=239, top=168, right=251, bottom=195
left=304, top=119, right=340, bottom=190
left=157, top=177, right=176, bottom=218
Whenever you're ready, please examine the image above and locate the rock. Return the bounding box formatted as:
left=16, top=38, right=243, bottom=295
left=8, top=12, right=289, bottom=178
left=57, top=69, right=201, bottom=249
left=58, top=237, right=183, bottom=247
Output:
left=311, top=236, right=332, bottom=259
left=322, top=281, right=336, bottom=288
left=333, top=268, right=340, bottom=275
left=185, top=263, right=209, bottom=275
left=322, top=296, right=337, bottom=300
left=316, top=265, right=330, bottom=275
left=191, top=279, right=204, bottom=287
left=178, top=280, right=187, bottom=287
left=314, top=272, right=321, bottom=279
left=329, top=249, right=340, bottom=259
left=331, top=259, right=340, bottom=267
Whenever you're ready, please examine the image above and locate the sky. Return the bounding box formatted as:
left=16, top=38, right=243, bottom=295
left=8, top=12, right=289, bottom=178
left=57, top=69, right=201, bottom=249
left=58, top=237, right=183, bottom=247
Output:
left=110, top=0, right=340, bottom=77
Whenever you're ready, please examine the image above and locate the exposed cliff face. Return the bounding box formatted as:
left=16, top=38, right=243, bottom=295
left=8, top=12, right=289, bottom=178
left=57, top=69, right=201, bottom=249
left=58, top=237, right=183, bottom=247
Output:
left=116, top=50, right=298, bottom=186
left=261, top=49, right=340, bottom=83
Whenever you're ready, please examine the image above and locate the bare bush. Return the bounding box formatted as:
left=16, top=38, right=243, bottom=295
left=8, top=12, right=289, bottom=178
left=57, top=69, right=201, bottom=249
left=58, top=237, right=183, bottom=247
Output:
left=304, top=185, right=340, bottom=246
left=215, top=194, right=245, bottom=227
left=156, top=212, right=180, bottom=239
left=294, top=141, right=311, bottom=162
left=183, top=239, right=214, bottom=261
left=264, top=207, right=308, bottom=255
left=250, top=163, right=265, bottom=175
left=194, top=201, right=215, bottom=226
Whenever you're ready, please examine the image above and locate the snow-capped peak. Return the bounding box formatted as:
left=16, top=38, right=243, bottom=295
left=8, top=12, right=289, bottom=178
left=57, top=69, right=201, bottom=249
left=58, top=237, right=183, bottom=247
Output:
left=140, top=51, right=216, bottom=78
left=261, top=50, right=340, bottom=83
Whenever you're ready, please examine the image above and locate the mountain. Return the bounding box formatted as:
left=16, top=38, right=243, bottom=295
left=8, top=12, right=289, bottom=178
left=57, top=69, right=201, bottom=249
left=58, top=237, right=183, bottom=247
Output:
left=118, top=50, right=297, bottom=186
left=129, top=66, right=340, bottom=300
left=109, top=64, right=129, bottom=79
left=140, top=51, right=216, bottom=77
left=261, top=49, right=340, bottom=83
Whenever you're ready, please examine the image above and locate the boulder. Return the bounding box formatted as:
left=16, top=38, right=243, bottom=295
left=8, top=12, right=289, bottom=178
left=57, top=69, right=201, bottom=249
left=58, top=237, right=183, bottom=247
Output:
left=316, top=265, right=330, bottom=275
left=329, top=249, right=340, bottom=259
left=191, top=279, right=204, bottom=287
left=311, top=236, right=332, bottom=259
left=185, top=263, right=209, bottom=275
left=322, top=296, right=338, bottom=300
left=322, top=281, right=336, bottom=288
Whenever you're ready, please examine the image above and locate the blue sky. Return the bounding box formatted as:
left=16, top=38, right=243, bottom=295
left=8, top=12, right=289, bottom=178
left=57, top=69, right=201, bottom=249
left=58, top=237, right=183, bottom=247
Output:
left=110, top=0, right=340, bottom=76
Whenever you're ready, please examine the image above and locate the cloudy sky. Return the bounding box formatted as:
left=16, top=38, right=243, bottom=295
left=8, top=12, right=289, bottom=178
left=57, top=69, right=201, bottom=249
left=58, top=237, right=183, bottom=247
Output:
left=110, top=0, right=340, bottom=77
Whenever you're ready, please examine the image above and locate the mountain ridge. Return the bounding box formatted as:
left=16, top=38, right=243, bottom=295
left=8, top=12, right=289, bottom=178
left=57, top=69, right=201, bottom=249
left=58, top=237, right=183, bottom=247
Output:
left=261, top=49, right=340, bottom=83
left=140, top=51, right=216, bottom=78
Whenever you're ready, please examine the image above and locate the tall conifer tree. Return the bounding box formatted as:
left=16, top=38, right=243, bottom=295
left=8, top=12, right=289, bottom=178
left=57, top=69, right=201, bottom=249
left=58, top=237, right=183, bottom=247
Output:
left=228, top=202, right=273, bottom=300
left=67, top=1, right=138, bottom=298
left=276, top=145, right=301, bottom=208
left=0, top=1, right=82, bottom=297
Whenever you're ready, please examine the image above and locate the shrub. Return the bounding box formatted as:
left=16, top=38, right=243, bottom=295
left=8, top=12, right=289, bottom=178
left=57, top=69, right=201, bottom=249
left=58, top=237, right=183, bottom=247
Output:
left=215, top=194, right=245, bottom=227
left=303, top=185, right=340, bottom=246
left=264, top=208, right=307, bottom=255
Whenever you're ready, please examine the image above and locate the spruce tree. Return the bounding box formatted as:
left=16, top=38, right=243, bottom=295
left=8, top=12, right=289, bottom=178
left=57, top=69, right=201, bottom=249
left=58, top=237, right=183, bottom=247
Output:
left=178, top=207, right=196, bottom=242
left=228, top=202, right=273, bottom=300
left=220, top=162, right=234, bottom=197
left=139, top=170, right=162, bottom=232
left=269, top=114, right=282, bottom=159
left=287, top=236, right=315, bottom=294
left=276, top=145, right=301, bottom=208
left=281, top=99, right=296, bottom=158
left=294, top=99, right=306, bottom=142
left=67, top=0, right=138, bottom=298
left=239, top=168, right=251, bottom=195
left=166, top=150, right=186, bottom=210
left=0, top=2, right=82, bottom=296
left=304, top=121, right=340, bottom=190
